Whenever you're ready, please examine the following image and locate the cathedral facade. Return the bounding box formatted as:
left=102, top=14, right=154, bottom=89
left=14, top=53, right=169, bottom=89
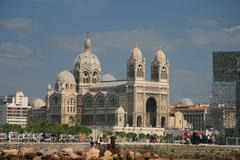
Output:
left=45, top=35, right=169, bottom=128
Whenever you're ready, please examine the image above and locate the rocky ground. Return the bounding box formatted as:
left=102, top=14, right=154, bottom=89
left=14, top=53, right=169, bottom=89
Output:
left=0, top=144, right=240, bottom=160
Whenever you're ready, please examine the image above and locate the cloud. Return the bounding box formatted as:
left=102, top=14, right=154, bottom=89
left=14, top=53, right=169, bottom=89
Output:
left=52, top=29, right=185, bottom=54
left=52, top=35, right=81, bottom=53
left=0, top=43, right=40, bottom=68
left=221, top=25, right=240, bottom=33
left=93, top=29, right=178, bottom=52
left=0, top=43, right=36, bottom=68
left=190, top=18, right=223, bottom=26
left=0, top=17, right=36, bottom=35
left=0, top=42, right=34, bottom=62
left=187, top=28, right=240, bottom=46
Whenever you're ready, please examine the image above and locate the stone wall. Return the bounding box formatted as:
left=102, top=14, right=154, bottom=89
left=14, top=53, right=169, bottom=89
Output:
left=119, top=143, right=240, bottom=159
left=0, top=142, right=240, bottom=159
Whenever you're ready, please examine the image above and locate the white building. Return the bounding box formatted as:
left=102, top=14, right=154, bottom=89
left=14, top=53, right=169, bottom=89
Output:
left=0, top=92, right=31, bottom=127
left=168, top=111, right=192, bottom=129
left=172, top=98, right=208, bottom=131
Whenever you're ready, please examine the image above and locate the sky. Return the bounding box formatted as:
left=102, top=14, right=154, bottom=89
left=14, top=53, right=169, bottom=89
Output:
left=0, top=0, right=240, bottom=104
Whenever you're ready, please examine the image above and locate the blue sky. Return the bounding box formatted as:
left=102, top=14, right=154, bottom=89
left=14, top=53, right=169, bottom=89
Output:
left=0, top=0, right=240, bottom=104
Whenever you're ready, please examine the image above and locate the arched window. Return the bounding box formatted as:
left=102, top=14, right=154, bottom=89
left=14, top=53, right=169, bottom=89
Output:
left=84, top=96, right=93, bottom=108
left=161, top=67, right=167, bottom=79
left=92, top=71, right=99, bottom=83
left=82, top=71, right=90, bottom=83
left=66, top=84, right=68, bottom=90
left=161, top=116, right=166, bottom=128
left=96, top=96, right=105, bottom=108
left=52, top=97, right=58, bottom=105
left=137, top=116, right=142, bottom=127
left=108, top=96, right=118, bottom=108
left=137, top=64, right=144, bottom=77
left=128, top=64, right=134, bottom=78
left=151, top=65, right=159, bottom=81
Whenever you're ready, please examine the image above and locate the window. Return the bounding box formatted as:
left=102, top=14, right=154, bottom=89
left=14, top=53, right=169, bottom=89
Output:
left=96, top=114, right=105, bottom=124
left=109, top=96, right=118, bottom=108
left=137, top=64, right=144, bottom=77
left=151, top=65, right=159, bottom=81
left=52, top=97, right=58, bottom=105
left=82, top=71, right=90, bottom=83
left=84, top=97, right=93, bottom=108
left=96, top=96, right=105, bottom=108
left=107, top=114, right=115, bottom=125
left=84, top=115, right=93, bottom=125
left=128, top=64, right=134, bottom=77
left=92, top=71, right=99, bottom=83
left=161, top=66, right=168, bottom=79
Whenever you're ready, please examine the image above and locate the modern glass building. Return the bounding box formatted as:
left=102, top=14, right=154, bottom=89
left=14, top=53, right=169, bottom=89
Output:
left=211, top=51, right=240, bottom=137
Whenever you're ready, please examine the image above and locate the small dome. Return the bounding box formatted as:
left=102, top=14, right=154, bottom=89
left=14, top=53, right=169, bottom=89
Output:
left=32, top=98, right=45, bottom=109
left=154, top=49, right=166, bottom=63
left=180, top=98, right=194, bottom=106
left=101, top=73, right=116, bottom=81
left=115, top=106, right=125, bottom=114
left=130, top=47, right=143, bottom=60
left=56, top=70, right=75, bottom=83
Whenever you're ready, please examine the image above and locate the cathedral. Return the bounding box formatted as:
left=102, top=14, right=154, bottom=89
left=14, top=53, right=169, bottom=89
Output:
left=31, top=34, right=170, bottom=129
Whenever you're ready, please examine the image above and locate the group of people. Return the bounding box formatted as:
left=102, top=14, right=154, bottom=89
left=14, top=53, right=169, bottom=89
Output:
left=89, top=136, right=102, bottom=147
left=183, top=130, right=216, bottom=145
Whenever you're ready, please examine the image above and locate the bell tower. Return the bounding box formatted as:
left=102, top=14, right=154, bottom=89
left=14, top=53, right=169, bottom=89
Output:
left=127, top=47, right=145, bottom=81
left=151, top=49, right=169, bottom=83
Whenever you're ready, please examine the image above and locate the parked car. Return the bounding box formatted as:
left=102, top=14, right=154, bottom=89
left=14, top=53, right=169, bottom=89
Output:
left=40, top=133, right=52, bottom=142
left=59, top=134, right=69, bottom=143
left=0, top=133, right=8, bottom=142
left=8, top=132, right=18, bottom=142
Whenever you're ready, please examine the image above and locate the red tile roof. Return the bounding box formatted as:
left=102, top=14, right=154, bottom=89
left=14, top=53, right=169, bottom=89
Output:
left=172, top=106, right=208, bottom=111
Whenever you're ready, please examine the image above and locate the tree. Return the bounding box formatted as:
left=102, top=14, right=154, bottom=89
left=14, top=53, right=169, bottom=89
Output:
left=126, top=132, right=137, bottom=139
left=138, top=133, right=146, bottom=139
left=0, top=123, right=24, bottom=134
left=115, top=131, right=126, bottom=138
left=25, top=121, right=92, bottom=135
left=102, top=130, right=113, bottom=136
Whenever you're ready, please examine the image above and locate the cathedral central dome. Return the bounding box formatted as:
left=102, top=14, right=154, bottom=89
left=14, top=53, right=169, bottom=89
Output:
left=73, top=36, right=101, bottom=73
left=74, top=51, right=101, bottom=72
left=73, top=34, right=102, bottom=87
